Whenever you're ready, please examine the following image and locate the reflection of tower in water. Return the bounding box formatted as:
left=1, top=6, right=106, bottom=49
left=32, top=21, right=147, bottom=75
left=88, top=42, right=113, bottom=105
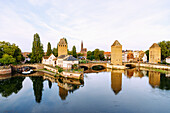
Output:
left=149, top=71, right=160, bottom=88
left=59, top=87, right=68, bottom=100
left=111, top=70, right=122, bottom=95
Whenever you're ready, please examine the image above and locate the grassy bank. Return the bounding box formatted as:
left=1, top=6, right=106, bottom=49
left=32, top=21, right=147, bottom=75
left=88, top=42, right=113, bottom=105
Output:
left=145, top=67, right=170, bottom=74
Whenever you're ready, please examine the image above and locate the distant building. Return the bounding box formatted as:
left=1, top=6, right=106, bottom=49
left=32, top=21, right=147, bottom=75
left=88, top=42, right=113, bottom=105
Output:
left=166, top=56, right=170, bottom=63
left=57, top=55, right=79, bottom=69
left=80, top=41, right=87, bottom=57
left=104, top=52, right=111, bottom=60
left=58, top=38, right=68, bottom=57
left=42, top=54, right=57, bottom=66
left=149, top=43, right=161, bottom=63
left=22, top=52, right=31, bottom=63
left=111, top=40, right=122, bottom=65
left=122, top=50, right=147, bottom=63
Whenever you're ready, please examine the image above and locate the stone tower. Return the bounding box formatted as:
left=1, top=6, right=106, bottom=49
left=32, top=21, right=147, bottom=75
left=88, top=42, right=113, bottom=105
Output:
left=149, top=43, right=161, bottom=63
left=58, top=38, right=68, bottom=57
left=111, top=40, right=122, bottom=65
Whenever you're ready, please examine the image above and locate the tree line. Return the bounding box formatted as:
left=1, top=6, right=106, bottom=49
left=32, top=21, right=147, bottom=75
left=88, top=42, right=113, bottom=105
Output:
left=0, top=32, right=169, bottom=65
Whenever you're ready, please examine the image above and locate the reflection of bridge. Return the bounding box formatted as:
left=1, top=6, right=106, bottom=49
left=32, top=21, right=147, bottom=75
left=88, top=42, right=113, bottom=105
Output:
left=84, top=69, right=107, bottom=73
left=79, top=62, right=107, bottom=69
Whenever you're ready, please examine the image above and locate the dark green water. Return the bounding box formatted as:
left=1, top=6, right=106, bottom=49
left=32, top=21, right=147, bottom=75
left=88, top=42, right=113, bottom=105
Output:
left=0, top=70, right=170, bottom=113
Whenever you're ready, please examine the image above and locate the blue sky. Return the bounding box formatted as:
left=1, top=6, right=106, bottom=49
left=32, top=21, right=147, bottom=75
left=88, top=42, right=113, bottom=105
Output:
left=0, top=0, right=170, bottom=52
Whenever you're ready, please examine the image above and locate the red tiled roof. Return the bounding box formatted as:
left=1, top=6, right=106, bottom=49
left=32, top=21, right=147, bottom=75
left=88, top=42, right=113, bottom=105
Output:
left=104, top=52, right=111, bottom=55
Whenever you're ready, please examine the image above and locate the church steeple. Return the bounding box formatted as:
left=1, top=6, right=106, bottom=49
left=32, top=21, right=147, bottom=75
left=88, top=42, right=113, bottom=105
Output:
left=81, top=41, right=83, bottom=52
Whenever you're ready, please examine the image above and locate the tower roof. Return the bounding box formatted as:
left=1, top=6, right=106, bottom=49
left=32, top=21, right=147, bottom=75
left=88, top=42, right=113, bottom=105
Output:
left=150, top=43, right=160, bottom=48
left=58, top=38, right=67, bottom=45
left=111, top=40, right=121, bottom=46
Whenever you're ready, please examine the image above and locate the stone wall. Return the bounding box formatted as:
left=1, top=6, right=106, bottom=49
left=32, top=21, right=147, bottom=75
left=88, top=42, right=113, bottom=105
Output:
left=44, top=65, right=58, bottom=73
left=0, top=66, right=12, bottom=74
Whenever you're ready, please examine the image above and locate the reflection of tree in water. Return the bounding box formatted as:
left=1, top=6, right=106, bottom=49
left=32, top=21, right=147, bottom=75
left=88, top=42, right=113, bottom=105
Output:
left=48, top=80, right=52, bottom=89
left=30, top=76, right=43, bottom=103
left=159, top=73, right=170, bottom=90
left=0, top=76, right=25, bottom=97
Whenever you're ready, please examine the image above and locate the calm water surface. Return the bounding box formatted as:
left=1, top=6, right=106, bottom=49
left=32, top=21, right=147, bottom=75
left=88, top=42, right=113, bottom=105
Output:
left=0, top=69, right=170, bottom=113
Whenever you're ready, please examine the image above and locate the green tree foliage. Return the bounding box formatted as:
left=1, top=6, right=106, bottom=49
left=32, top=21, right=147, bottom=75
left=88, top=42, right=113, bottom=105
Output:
left=46, top=42, right=52, bottom=56
left=0, top=41, right=24, bottom=65
left=158, top=41, right=170, bottom=60
left=99, top=50, right=104, bottom=60
left=87, top=49, right=105, bottom=61
left=145, top=50, right=149, bottom=61
left=68, top=50, right=72, bottom=55
left=72, top=46, right=77, bottom=58
left=31, top=33, right=44, bottom=63
left=87, top=51, right=94, bottom=60
left=52, top=47, right=58, bottom=57
left=94, top=49, right=100, bottom=60
left=77, top=53, right=84, bottom=57
left=0, top=54, right=16, bottom=65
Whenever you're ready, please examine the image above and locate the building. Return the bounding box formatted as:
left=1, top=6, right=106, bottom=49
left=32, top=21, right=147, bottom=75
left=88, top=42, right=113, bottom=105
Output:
left=166, top=56, right=170, bottom=63
left=104, top=52, right=111, bottom=60
left=122, top=50, right=147, bottom=63
left=57, top=55, right=79, bottom=69
left=22, top=52, right=31, bottom=63
left=149, top=43, right=161, bottom=63
left=80, top=41, right=87, bottom=57
left=111, top=40, right=122, bottom=65
left=42, top=54, right=57, bottom=66
left=58, top=38, right=68, bottom=57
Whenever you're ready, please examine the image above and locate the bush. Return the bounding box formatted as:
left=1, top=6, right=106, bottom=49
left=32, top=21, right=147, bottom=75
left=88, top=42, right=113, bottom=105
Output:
left=58, top=67, right=63, bottom=73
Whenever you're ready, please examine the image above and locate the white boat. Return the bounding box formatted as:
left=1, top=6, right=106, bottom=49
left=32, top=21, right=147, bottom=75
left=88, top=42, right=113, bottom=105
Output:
left=22, top=69, right=33, bottom=74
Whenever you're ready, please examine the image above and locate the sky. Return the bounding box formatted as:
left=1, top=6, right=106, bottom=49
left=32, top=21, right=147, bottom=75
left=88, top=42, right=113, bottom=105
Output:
left=0, top=0, right=170, bottom=52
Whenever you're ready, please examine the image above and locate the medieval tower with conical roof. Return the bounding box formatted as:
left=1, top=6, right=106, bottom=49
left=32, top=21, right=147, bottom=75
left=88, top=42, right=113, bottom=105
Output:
left=149, top=43, right=161, bottom=63
left=111, top=40, right=122, bottom=65
left=58, top=38, right=68, bottom=57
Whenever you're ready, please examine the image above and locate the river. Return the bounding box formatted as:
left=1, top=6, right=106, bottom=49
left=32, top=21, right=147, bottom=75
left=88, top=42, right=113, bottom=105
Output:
left=0, top=69, right=170, bottom=113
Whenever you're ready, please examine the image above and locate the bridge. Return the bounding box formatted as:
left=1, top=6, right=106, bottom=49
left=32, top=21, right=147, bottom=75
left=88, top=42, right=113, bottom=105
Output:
left=79, top=62, right=107, bottom=69
left=12, top=63, right=44, bottom=71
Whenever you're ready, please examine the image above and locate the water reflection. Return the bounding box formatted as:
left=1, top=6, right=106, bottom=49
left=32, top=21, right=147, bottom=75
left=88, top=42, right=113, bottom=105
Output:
left=30, top=76, right=44, bottom=103
left=124, top=69, right=144, bottom=78
left=0, top=76, right=25, bottom=97
left=111, top=70, right=122, bottom=95
left=149, top=71, right=160, bottom=88
left=57, top=77, right=84, bottom=100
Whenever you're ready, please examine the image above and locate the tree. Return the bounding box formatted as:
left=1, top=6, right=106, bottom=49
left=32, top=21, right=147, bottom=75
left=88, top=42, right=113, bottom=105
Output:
left=72, top=46, right=77, bottom=58
left=145, top=50, right=149, bottom=61
left=0, top=54, right=16, bottom=65
left=94, top=49, right=100, bottom=60
left=46, top=42, right=52, bottom=56
left=87, top=51, right=92, bottom=60
left=77, top=53, right=84, bottom=57
left=31, top=33, right=44, bottom=63
left=52, top=47, right=58, bottom=57
left=0, top=41, right=24, bottom=64
left=99, top=50, right=104, bottom=60
left=158, top=41, right=170, bottom=60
